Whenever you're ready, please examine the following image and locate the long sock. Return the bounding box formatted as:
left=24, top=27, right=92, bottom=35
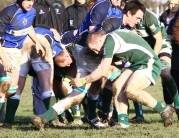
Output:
left=43, top=96, right=57, bottom=110
left=153, top=101, right=167, bottom=113
left=162, top=83, right=173, bottom=105
left=39, top=107, right=58, bottom=124
left=43, top=96, right=58, bottom=120
left=118, top=114, right=129, bottom=125
left=81, top=95, right=88, bottom=116
left=163, top=78, right=179, bottom=108
left=111, top=106, right=118, bottom=120
left=133, top=102, right=144, bottom=118
left=5, top=99, right=19, bottom=124
left=102, top=88, right=113, bottom=113
left=88, top=98, right=98, bottom=120
left=0, top=103, right=3, bottom=110
left=71, top=104, right=81, bottom=120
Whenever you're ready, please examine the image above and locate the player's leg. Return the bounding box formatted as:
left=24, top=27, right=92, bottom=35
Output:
left=111, top=69, right=133, bottom=129
left=125, top=70, right=174, bottom=127
left=160, top=56, right=179, bottom=119
left=31, top=71, right=89, bottom=130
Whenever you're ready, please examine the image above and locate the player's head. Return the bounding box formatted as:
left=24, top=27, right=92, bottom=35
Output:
left=16, top=0, right=35, bottom=11
left=123, top=0, right=145, bottom=27
left=120, top=0, right=128, bottom=10
left=54, top=50, right=73, bottom=67
left=86, top=32, right=106, bottom=55
left=100, top=16, right=122, bottom=34
left=75, top=0, right=86, bottom=5
left=109, top=0, right=121, bottom=7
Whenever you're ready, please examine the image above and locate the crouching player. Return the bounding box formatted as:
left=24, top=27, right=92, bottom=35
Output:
left=71, top=29, right=174, bottom=128
left=0, top=27, right=65, bottom=128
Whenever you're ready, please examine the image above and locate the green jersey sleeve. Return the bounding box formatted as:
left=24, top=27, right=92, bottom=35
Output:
left=144, top=11, right=161, bottom=35
left=103, top=35, right=115, bottom=58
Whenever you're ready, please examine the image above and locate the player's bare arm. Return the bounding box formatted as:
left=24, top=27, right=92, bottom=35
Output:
left=153, top=31, right=163, bottom=56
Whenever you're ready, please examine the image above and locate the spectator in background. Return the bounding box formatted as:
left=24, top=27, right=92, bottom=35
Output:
left=66, top=0, right=87, bottom=31
left=34, top=0, right=68, bottom=33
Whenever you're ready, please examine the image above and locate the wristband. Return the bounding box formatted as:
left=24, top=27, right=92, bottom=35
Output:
left=80, top=78, right=86, bottom=85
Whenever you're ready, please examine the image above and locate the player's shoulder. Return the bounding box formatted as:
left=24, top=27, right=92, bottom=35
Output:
left=0, top=3, right=19, bottom=17
left=144, top=10, right=158, bottom=21
left=91, top=0, right=110, bottom=11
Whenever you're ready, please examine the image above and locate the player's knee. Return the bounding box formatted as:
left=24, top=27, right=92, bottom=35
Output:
left=0, top=74, right=12, bottom=95
left=124, top=86, right=137, bottom=101
left=5, top=85, right=18, bottom=99
left=161, top=69, right=172, bottom=82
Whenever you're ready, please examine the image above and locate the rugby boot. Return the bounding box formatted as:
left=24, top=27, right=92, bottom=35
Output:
left=97, top=110, right=109, bottom=123
left=130, top=116, right=145, bottom=124
left=51, top=119, right=66, bottom=127
left=0, top=123, right=12, bottom=130
left=111, top=122, right=129, bottom=129
left=31, top=117, right=45, bottom=131
left=108, top=118, right=118, bottom=127
left=160, top=106, right=174, bottom=127
left=70, top=119, right=83, bottom=126
left=175, top=108, right=179, bottom=121
left=88, top=117, right=108, bottom=129
left=81, top=115, right=89, bottom=124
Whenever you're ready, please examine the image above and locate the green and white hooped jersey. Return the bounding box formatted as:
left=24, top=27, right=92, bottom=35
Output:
left=135, top=10, right=171, bottom=50
left=103, top=29, right=161, bottom=82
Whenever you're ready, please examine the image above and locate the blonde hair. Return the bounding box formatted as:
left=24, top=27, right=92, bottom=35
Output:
left=168, top=0, right=179, bottom=5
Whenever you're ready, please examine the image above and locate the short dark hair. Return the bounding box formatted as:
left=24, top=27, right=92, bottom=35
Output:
left=123, top=0, right=146, bottom=15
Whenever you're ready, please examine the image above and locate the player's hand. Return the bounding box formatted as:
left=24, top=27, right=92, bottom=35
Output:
left=36, top=42, right=45, bottom=57
left=2, top=58, right=12, bottom=72
left=70, top=78, right=86, bottom=88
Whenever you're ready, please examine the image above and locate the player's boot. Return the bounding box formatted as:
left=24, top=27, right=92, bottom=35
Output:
left=175, top=108, right=179, bottom=120
left=130, top=116, right=144, bottom=124
left=70, top=119, right=83, bottom=126
left=97, top=110, right=109, bottom=123
left=108, top=118, right=118, bottom=127
left=88, top=117, right=108, bottom=129
left=0, top=123, right=12, bottom=130
left=111, top=122, right=129, bottom=129
left=160, top=106, right=174, bottom=127
left=31, top=116, right=45, bottom=131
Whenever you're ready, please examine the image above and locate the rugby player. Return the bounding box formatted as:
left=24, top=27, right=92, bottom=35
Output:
left=71, top=29, right=174, bottom=128
left=0, top=0, right=44, bottom=112
left=131, top=8, right=179, bottom=123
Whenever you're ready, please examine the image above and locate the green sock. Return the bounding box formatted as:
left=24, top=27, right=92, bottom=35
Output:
left=133, top=102, right=144, bottom=118
left=43, top=96, right=57, bottom=110
left=112, top=106, right=118, bottom=120
left=0, top=103, right=3, bottom=110
left=60, top=111, right=65, bottom=117
left=153, top=102, right=167, bottom=113
left=39, top=107, right=58, bottom=124
left=43, top=96, right=58, bottom=120
left=71, top=104, right=81, bottom=120
left=5, top=99, right=20, bottom=124
left=163, top=78, right=179, bottom=108
left=102, top=88, right=113, bottom=113
left=87, top=98, right=97, bottom=120
left=118, top=114, right=129, bottom=125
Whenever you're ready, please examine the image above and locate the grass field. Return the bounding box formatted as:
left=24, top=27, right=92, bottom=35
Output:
left=0, top=76, right=178, bottom=138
